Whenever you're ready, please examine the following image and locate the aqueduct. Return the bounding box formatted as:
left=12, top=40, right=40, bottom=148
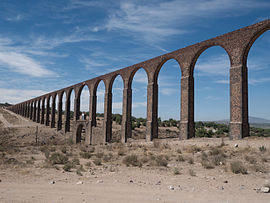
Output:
left=7, top=19, right=270, bottom=144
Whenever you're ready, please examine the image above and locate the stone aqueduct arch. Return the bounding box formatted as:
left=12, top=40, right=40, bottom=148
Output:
left=7, top=19, right=270, bottom=144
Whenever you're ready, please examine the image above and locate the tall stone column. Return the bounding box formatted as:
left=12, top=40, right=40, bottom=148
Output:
left=146, top=81, right=158, bottom=141
left=180, top=75, right=195, bottom=139
left=87, top=89, right=97, bottom=145
left=30, top=103, right=33, bottom=120
left=51, top=98, right=56, bottom=128
left=33, top=102, right=36, bottom=121
left=45, top=98, right=50, bottom=126
left=27, top=103, right=30, bottom=118
left=74, top=97, right=80, bottom=120
left=23, top=104, right=26, bottom=117
left=103, top=88, right=112, bottom=143
left=230, top=64, right=249, bottom=139
left=57, top=98, right=62, bottom=130
left=121, top=86, right=132, bottom=143
left=64, top=99, right=71, bottom=132
left=37, top=100, right=40, bottom=123
left=41, top=100, right=45, bottom=124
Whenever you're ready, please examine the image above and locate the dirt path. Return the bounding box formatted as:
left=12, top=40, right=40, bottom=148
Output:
left=0, top=109, right=37, bottom=128
left=0, top=113, right=12, bottom=128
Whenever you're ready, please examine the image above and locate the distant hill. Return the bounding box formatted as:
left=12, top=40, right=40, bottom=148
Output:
left=216, top=116, right=270, bottom=124
left=0, top=102, right=12, bottom=107
left=249, top=116, right=270, bottom=124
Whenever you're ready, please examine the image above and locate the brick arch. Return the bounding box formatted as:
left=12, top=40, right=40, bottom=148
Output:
left=108, top=73, right=124, bottom=92
left=93, top=79, right=107, bottom=94
left=190, top=44, right=232, bottom=76
left=65, top=87, right=75, bottom=100
left=153, top=57, right=183, bottom=84
left=128, top=66, right=149, bottom=88
left=57, top=90, right=65, bottom=103
left=76, top=83, right=91, bottom=99
left=243, top=24, right=270, bottom=66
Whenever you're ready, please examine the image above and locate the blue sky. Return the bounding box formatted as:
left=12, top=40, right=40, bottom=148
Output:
left=0, top=0, right=270, bottom=121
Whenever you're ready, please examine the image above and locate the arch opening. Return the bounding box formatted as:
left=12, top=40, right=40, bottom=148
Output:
left=92, top=80, right=105, bottom=144
left=246, top=30, right=270, bottom=137
left=76, top=124, right=85, bottom=143
left=79, top=85, right=90, bottom=120
left=111, top=75, right=124, bottom=142
left=130, top=68, right=148, bottom=141
left=69, top=89, right=75, bottom=132
left=193, top=46, right=230, bottom=138
left=156, top=59, right=182, bottom=139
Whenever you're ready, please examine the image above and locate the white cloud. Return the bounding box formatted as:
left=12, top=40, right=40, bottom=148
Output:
left=31, top=33, right=101, bottom=50
left=104, top=0, right=270, bottom=44
left=249, top=77, right=270, bottom=85
left=133, top=102, right=147, bottom=108
left=215, top=77, right=270, bottom=85
left=0, top=88, right=47, bottom=104
left=0, top=51, right=55, bottom=77
left=215, top=80, right=229, bottom=84
left=6, top=14, right=23, bottom=22
left=160, top=88, right=177, bottom=96
left=195, top=54, right=230, bottom=76
left=133, top=71, right=148, bottom=84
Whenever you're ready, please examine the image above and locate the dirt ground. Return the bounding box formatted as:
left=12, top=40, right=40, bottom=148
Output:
left=0, top=108, right=270, bottom=203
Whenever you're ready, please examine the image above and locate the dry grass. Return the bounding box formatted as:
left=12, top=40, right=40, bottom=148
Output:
left=230, top=161, right=247, bottom=174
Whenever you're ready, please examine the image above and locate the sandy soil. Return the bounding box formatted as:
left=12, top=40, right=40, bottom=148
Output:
left=0, top=108, right=269, bottom=203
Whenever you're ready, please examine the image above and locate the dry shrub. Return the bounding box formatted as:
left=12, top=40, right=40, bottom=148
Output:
left=189, top=169, right=196, bottom=176
left=187, top=157, right=194, bottom=164
left=212, top=154, right=226, bottom=166
left=230, top=161, right=247, bottom=174
left=61, top=146, right=67, bottom=154
left=49, top=152, right=68, bottom=165
left=63, top=162, right=73, bottom=172
left=80, top=152, right=92, bottom=159
left=155, top=155, right=168, bottom=167
left=184, top=145, right=201, bottom=154
left=176, top=148, right=182, bottom=154
left=103, top=153, right=113, bottom=162
left=117, top=149, right=126, bottom=156
left=123, top=154, right=142, bottom=167
left=244, top=155, right=257, bottom=164
left=71, top=158, right=80, bottom=165
left=85, top=161, right=92, bottom=168
left=93, top=158, right=102, bottom=166
left=252, top=164, right=268, bottom=173
left=96, top=152, right=104, bottom=158
left=153, top=139, right=161, bottom=148
left=200, top=152, right=214, bottom=169
left=173, top=167, right=181, bottom=175
left=176, top=155, right=185, bottom=162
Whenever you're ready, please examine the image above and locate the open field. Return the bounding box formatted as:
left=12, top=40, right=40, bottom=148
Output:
left=0, top=108, right=270, bottom=202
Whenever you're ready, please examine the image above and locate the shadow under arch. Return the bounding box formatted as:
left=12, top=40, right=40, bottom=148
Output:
left=154, top=58, right=182, bottom=139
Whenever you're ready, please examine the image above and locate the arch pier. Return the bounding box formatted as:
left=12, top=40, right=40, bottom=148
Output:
left=7, top=19, right=270, bottom=144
